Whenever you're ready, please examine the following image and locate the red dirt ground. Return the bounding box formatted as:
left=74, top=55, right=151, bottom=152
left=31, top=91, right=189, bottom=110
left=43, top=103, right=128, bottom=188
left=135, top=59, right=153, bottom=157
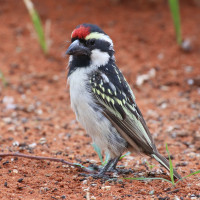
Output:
left=0, top=0, right=199, bottom=199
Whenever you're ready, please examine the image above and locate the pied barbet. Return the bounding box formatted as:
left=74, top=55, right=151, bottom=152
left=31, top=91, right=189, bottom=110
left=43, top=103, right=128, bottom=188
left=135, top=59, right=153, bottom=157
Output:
left=66, top=23, right=181, bottom=179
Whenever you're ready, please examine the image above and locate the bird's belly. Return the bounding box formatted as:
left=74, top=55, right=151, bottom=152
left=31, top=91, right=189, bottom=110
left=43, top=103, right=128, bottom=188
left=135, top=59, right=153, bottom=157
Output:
left=71, top=91, right=109, bottom=150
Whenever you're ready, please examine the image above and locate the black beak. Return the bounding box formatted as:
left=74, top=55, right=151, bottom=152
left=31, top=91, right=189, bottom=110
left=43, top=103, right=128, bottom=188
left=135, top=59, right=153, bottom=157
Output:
left=66, top=40, right=90, bottom=56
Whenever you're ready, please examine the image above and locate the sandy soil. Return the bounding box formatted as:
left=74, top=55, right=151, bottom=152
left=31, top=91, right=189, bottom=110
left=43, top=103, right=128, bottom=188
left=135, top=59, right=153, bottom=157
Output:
left=0, top=0, right=199, bottom=199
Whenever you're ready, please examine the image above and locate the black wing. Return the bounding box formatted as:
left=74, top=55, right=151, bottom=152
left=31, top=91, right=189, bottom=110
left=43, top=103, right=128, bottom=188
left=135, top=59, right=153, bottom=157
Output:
left=89, top=63, right=156, bottom=154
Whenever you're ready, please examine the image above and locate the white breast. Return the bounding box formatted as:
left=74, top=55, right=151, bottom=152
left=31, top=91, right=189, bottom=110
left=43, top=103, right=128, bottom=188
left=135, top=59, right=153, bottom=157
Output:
left=68, top=67, right=111, bottom=152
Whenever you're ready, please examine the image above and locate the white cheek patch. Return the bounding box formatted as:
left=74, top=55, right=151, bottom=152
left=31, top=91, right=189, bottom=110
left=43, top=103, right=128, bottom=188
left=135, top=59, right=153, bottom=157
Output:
left=90, top=49, right=110, bottom=67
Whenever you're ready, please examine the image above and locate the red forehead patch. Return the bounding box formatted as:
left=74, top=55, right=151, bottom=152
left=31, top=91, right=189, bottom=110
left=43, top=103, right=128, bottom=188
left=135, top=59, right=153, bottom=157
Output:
left=71, top=26, right=90, bottom=39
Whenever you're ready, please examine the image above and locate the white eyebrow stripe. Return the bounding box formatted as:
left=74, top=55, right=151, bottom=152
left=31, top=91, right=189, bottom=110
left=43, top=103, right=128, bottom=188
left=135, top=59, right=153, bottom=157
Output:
left=85, top=32, right=113, bottom=46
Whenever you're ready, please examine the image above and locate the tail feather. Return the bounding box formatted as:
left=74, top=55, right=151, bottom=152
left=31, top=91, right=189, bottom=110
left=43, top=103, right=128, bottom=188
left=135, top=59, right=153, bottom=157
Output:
left=152, top=152, right=181, bottom=180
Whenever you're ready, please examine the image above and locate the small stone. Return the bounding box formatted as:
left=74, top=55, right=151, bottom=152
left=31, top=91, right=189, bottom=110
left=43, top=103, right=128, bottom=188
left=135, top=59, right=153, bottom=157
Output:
left=53, top=75, right=59, bottom=81
left=28, top=143, right=37, bottom=149
left=83, top=187, right=90, bottom=192
left=13, top=169, right=18, bottom=173
left=45, top=174, right=52, bottom=177
left=17, top=178, right=23, bottom=183
left=61, top=195, right=66, bottom=199
left=160, top=102, right=167, bottom=109
left=21, top=118, right=28, bottom=123
left=82, top=180, right=88, bottom=185
left=3, top=96, right=14, bottom=104
left=39, top=137, right=46, bottom=144
left=102, top=185, right=111, bottom=190
left=187, top=79, right=194, bottom=85
left=12, top=141, right=19, bottom=146
left=3, top=117, right=12, bottom=124
left=36, top=109, right=43, bottom=115
left=181, top=39, right=192, bottom=52
left=184, top=65, right=193, bottom=73
left=149, top=190, right=154, bottom=195
left=4, top=182, right=8, bottom=187
left=3, top=160, right=9, bottom=165
left=90, top=196, right=96, bottom=200
left=27, top=104, right=35, bottom=112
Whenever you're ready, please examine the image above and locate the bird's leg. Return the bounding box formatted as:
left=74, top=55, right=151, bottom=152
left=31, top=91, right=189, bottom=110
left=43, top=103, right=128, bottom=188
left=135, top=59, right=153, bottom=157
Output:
left=91, top=158, right=115, bottom=179
left=107, top=156, right=120, bottom=172
left=108, top=156, right=134, bottom=174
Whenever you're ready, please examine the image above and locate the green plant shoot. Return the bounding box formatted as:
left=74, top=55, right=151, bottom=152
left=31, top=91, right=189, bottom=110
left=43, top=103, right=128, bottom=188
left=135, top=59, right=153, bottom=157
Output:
left=23, top=0, right=48, bottom=54
left=166, top=143, right=175, bottom=185
left=169, top=0, right=182, bottom=45
left=0, top=69, right=7, bottom=87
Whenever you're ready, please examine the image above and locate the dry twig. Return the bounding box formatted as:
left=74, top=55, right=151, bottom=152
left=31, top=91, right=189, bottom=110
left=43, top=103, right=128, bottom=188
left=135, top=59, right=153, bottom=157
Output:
left=0, top=152, right=94, bottom=173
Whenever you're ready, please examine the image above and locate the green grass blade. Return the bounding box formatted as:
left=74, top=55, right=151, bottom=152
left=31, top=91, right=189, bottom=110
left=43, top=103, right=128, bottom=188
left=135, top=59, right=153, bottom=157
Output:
left=120, top=152, right=130, bottom=160
left=146, top=161, right=155, bottom=170
left=166, top=143, right=175, bottom=185
left=31, top=10, right=47, bottom=53
left=92, top=143, right=103, bottom=164
left=23, top=0, right=47, bottom=54
left=0, top=69, right=7, bottom=87
left=175, top=170, right=200, bottom=185
left=168, top=0, right=182, bottom=45
left=124, top=177, right=173, bottom=184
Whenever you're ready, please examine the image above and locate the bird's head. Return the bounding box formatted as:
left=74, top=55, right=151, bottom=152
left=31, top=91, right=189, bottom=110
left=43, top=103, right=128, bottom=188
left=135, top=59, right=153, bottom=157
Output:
left=66, top=24, right=114, bottom=70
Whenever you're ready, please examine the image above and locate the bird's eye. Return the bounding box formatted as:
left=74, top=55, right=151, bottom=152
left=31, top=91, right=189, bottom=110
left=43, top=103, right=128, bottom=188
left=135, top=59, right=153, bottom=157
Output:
left=88, top=39, right=95, bottom=46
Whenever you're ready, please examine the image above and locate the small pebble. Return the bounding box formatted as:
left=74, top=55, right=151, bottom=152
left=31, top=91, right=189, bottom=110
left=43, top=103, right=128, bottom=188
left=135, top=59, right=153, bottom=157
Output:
left=39, top=137, right=46, bottom=144
left=181, top=39, right=192, bottom=52
left=61, top=195, right=66, bottom=199
left=13, top=169, right=18, bottom=173
left=18, top=178, right=23, bottom=183
left=102, top=185, right=111, bottom=190
left=28, top=142, right=37, bottom=149
left=12, top=141, right=19, bottom=146
left=149, top=190, right=154, bottom=195
left=4, top=182, right=8, bottom=187
left=45, top=174, right=52, bottom=177
left=82, top=180, right=88, bottom=185
left=187, top=79, right=194, bottom=85
left=27, top=104, right=35, bottom=112
left=36, top=109, right=43, bottom=115
left=184, top=65, right=193, bottom=73
left=3, top=117, right=12, bottom=124
left=3, top=160, right=9, bottom=165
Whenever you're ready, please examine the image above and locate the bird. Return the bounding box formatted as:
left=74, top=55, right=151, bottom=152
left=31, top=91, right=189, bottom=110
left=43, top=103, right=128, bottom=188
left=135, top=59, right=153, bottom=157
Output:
left=66, top=23, right=181, bottom=179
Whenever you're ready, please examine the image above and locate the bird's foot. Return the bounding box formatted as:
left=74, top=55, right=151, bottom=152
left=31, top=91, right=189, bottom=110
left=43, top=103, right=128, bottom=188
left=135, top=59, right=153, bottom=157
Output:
left=108, top=166, right=133, bottom=175
left=114, top=168, right=134, bottom=174
left=78, top=172, right=110, bottom=180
